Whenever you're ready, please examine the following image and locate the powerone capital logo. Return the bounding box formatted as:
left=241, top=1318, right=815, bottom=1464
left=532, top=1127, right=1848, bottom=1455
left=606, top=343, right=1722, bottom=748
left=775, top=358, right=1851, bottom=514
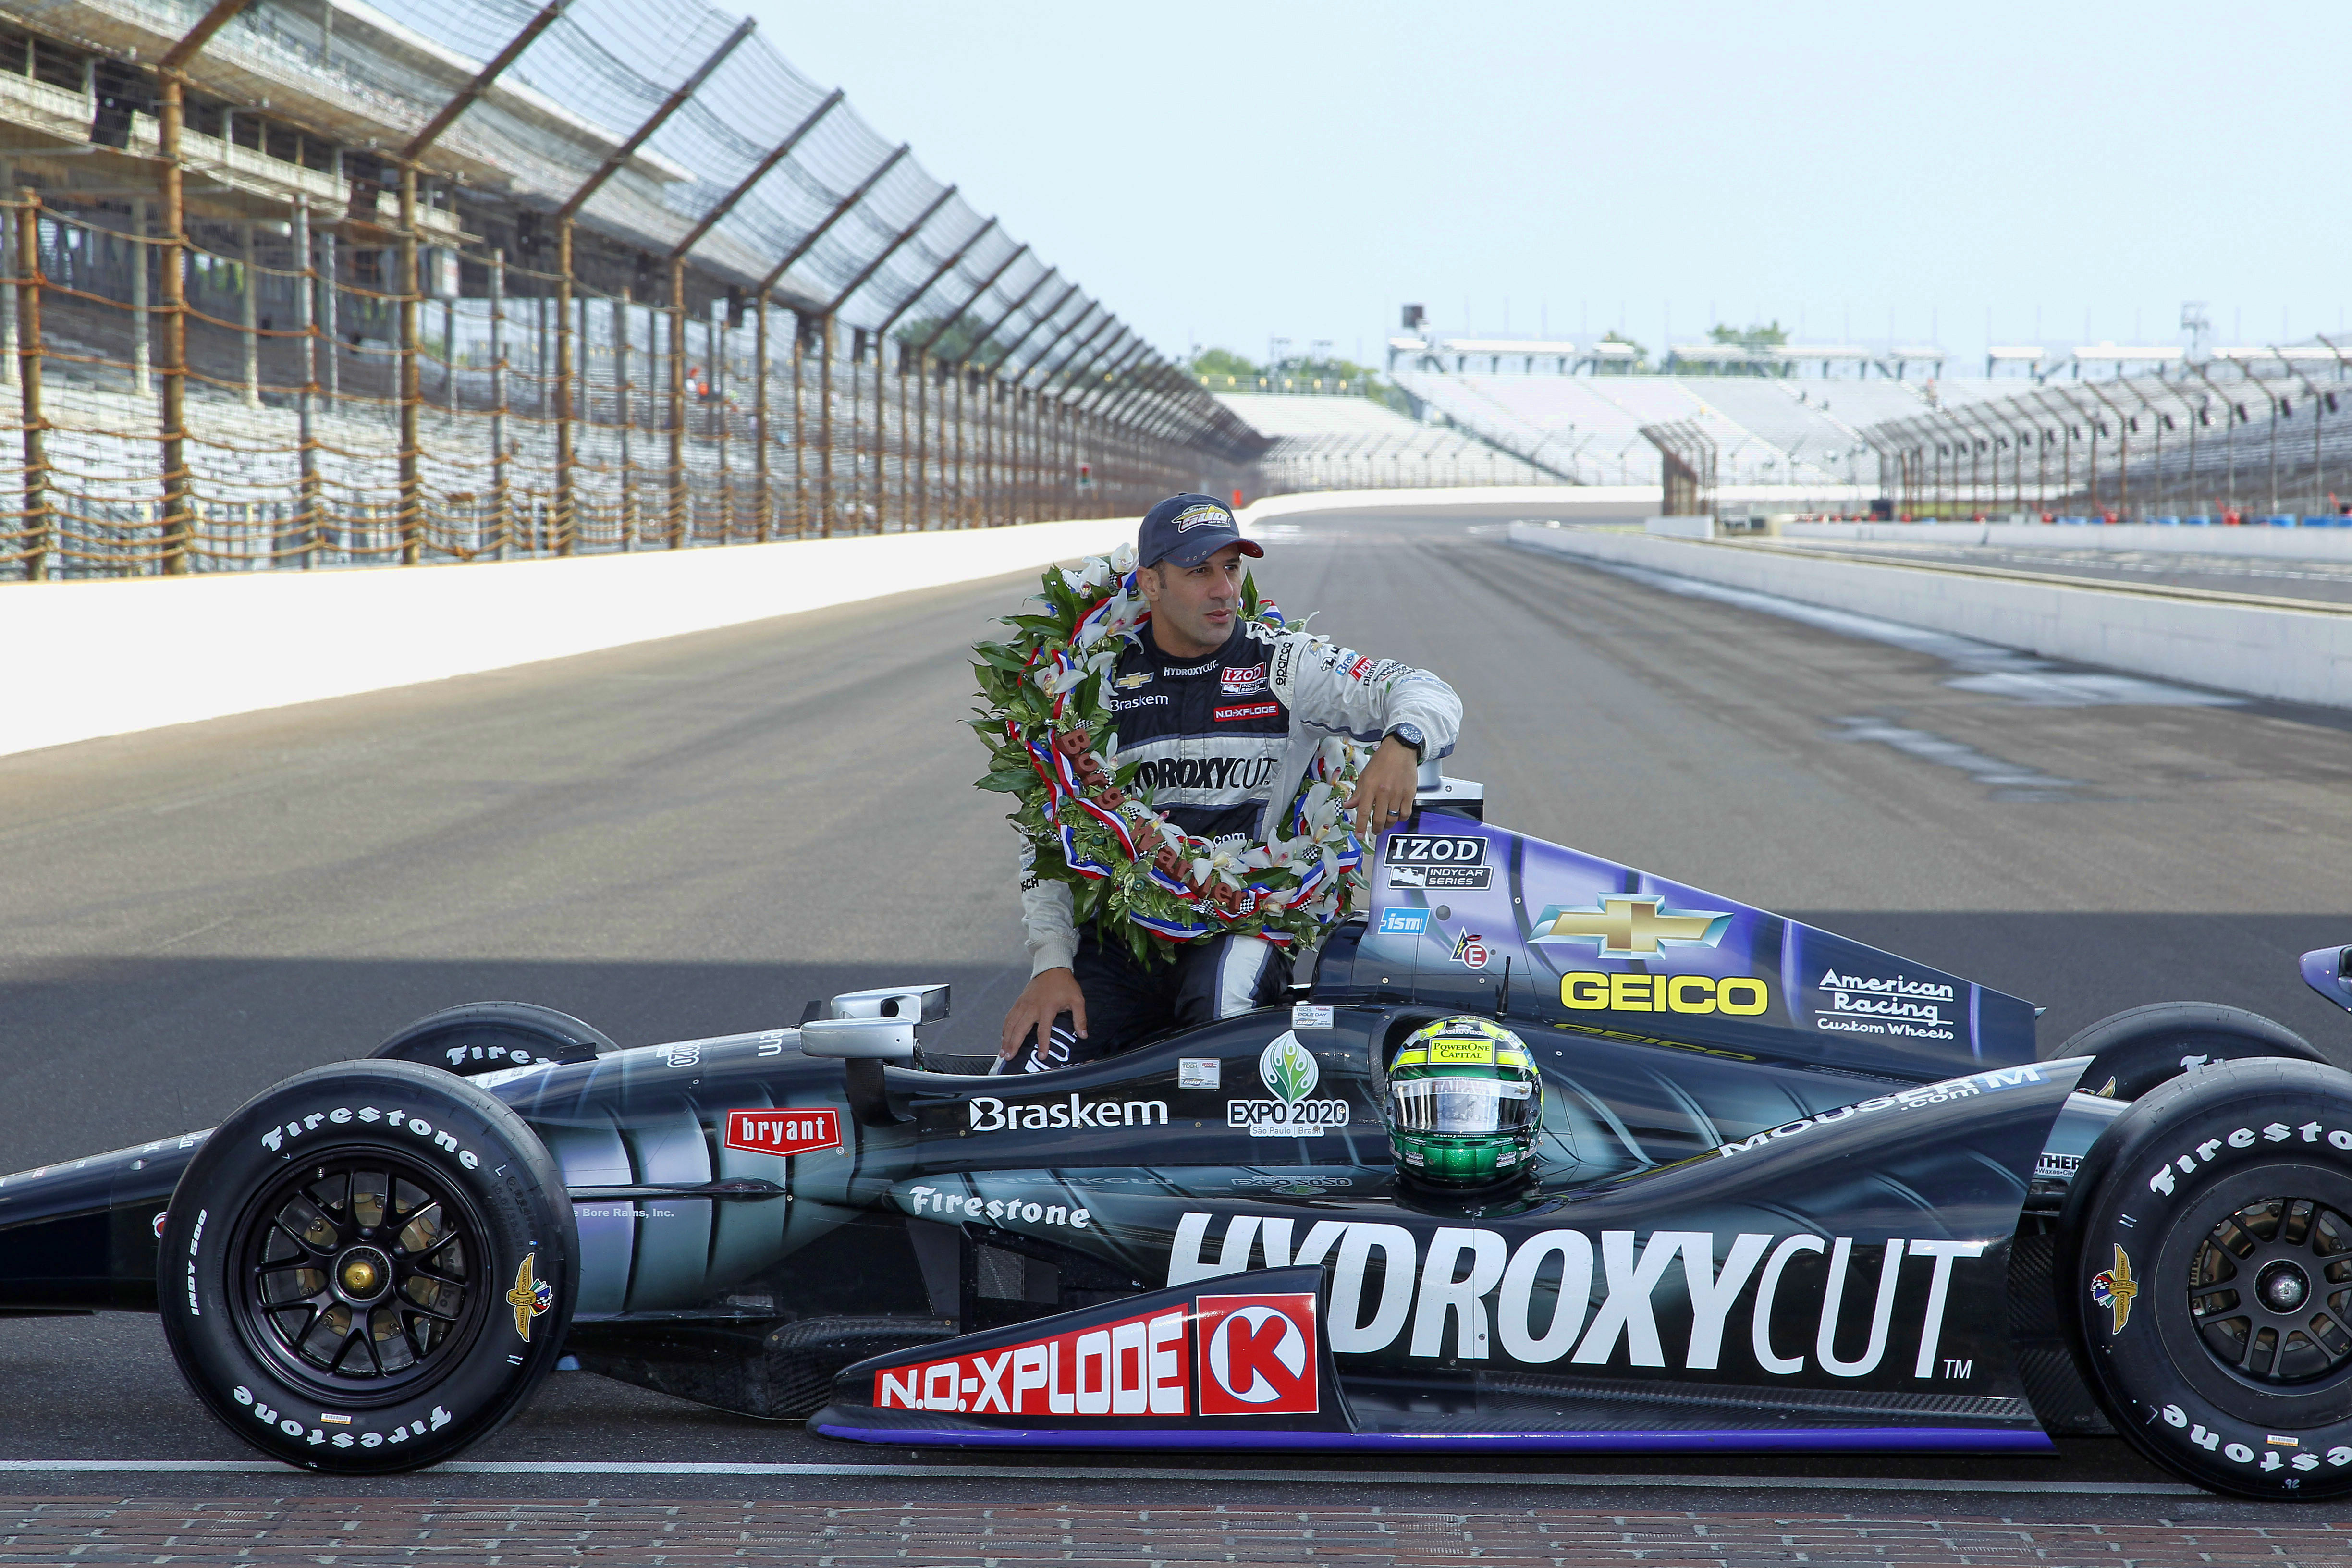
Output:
left=1227, top=1032, right=1351, bottom=1138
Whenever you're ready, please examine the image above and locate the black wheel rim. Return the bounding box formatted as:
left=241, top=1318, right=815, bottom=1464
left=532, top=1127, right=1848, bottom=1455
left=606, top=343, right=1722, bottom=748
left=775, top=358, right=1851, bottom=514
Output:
left=2189, top=1195, right=2352, bottom=1384
left=230, top=1151, right=488, bottom=1401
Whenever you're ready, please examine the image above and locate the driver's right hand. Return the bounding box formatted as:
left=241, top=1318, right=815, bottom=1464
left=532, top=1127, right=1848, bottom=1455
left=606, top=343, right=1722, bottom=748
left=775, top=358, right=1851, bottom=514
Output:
left=1000, top=966, right=1087, bottom=1060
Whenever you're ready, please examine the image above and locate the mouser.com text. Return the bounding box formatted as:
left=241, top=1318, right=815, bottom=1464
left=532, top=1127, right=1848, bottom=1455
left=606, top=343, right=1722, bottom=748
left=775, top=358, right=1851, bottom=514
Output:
left=1715, top=1067, right=2044, bottom=1158
left=968, top=1095, right=1168, bottom=1132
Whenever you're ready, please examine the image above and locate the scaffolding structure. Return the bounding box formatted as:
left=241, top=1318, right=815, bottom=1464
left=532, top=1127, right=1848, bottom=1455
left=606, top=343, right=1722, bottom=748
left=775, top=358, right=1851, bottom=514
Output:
left=0, top=0, right=1264, bottom=578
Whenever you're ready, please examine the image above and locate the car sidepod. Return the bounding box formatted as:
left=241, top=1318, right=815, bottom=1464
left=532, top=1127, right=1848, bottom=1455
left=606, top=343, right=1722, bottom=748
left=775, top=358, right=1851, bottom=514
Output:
left=812, top=1057, right=2092, bottom=1452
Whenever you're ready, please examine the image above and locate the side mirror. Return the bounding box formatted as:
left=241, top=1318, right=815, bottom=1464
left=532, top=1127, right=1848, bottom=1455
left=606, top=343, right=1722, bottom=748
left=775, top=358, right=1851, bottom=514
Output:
left=2300, top=947, right=2352, bottom=1015
left=799, top=1018, right=917, bottom=1060
left=823, top=985, right=949, bottom=1023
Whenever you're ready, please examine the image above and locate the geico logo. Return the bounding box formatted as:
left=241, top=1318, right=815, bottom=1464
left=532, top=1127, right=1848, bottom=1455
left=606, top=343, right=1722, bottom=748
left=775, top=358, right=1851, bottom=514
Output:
left=232, top=1384, right=453, bottom=1449
left=2148, top=1120, right=2352, bottom=1197
left=259, top=1107, right=480, bottom=1170
left=1166, top=1213, right=1984, bottom=1378
left=968, top=1095, right=1169, bottom=1132
left=2155, top=1403, right=2352, bottom=1473
left=905, top=1185, right=1092, bottom=1229
left=1714, top=1066, right=2045, bottom=1158
left=1560, top=973, right=1768, bottom=1015
left=875, top=1305, right=1188, bottom=1417
left=1127, top=755, right=1280, bottom=793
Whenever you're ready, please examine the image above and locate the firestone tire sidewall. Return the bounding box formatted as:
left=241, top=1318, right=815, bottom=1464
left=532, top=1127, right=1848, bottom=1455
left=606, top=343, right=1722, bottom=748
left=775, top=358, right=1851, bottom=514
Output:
left=2065, top=1060, right=2352, bottom=1499
left=158, top=1061, right=576, bottom=1473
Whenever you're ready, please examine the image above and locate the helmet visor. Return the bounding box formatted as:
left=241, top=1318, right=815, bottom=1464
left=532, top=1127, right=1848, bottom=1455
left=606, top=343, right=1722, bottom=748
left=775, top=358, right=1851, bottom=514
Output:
left=1389, top=1076, right=1534, bottom=1135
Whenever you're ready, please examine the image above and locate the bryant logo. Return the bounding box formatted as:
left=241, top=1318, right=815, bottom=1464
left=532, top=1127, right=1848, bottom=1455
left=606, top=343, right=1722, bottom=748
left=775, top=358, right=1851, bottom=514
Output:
left=1197, top=1292, right=1319, bottom=1415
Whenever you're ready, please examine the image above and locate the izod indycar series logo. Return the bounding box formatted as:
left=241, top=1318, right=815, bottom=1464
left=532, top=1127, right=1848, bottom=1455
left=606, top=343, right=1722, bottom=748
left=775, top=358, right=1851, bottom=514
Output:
left=1227, top=1032, right=1352, bottom=1137
left=1168, top=1214, right=1984, bottom=1380
left=1385, top=834, right=1490, bottom=890
left=871, top=1290, right=1320, bottom=1420
left=723, top=1108, right=840, bottom=1157
left=1220, top=663, right=1268, bottom=696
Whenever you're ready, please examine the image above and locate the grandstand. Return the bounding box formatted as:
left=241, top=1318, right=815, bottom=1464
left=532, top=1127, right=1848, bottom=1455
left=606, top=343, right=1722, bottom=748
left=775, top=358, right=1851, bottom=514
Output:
left=1389, top=365, right=2031, bottom=495
left=0, top=0, right=1261, bottom=579
left=1213, top=391, right=1558, bottom=493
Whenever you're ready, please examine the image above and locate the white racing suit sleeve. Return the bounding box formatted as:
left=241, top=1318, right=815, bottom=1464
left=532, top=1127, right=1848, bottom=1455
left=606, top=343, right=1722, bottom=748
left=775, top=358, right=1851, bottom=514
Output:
left=1019, top=837, right=1080, bottom=976
left=1266, top=632, right=1462, bottom=758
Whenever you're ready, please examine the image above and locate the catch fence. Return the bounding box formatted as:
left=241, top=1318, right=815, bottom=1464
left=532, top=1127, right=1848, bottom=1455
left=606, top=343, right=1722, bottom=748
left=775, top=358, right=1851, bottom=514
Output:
left=1862, top=352, right=2352, bottom=523
left=0, top=0, right=1262, bottom=580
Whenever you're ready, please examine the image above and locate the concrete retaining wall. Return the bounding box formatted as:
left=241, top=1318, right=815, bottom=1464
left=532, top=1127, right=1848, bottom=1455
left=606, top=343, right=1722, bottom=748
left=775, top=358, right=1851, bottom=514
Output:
left=1787, top=520, right=2352, bottom=561
left=1509, top=523, right=2352, bottom=710
left=2, top=518, right=1141, bottom=759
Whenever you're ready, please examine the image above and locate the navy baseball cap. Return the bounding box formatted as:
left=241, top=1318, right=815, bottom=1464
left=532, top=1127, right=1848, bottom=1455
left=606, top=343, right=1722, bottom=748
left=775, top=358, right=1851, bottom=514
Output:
left=1138, top=493, right=1263, bottom=570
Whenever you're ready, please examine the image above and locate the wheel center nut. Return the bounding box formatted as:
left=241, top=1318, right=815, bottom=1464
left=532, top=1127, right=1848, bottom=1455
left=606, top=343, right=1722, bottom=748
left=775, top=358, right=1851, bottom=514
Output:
left=2258, top=1260, right=2310, bottom=1313
left=336, top=1245, right=392, bottom=1303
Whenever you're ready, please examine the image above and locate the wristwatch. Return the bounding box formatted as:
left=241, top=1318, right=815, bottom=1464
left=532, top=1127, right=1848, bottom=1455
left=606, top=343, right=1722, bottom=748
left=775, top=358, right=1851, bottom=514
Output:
left=1384, top=723, right=1425, bottom=760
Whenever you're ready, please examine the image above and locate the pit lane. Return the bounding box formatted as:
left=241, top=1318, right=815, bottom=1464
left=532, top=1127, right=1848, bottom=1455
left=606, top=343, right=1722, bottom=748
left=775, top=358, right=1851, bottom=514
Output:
left=3, top=508, right=2351, bottom=1523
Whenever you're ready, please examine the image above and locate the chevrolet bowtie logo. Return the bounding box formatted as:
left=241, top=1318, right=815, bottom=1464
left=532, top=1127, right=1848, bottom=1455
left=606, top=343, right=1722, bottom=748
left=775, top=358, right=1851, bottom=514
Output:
left=1528, top=894, right=1731, bottom=957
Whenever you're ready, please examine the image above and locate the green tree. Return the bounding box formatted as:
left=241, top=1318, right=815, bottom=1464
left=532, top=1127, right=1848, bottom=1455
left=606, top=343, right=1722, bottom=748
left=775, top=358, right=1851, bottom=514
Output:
left=893, top=314, right=1008, bottom=364
left=1189, top=346, right=1261, bottom=388
left=1596, top=331, right=1648, bottom=373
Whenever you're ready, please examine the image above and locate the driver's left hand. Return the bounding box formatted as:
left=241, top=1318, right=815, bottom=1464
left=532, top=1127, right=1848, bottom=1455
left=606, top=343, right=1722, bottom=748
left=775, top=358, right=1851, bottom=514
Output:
left=1347, top=736, right=1421, bottom=843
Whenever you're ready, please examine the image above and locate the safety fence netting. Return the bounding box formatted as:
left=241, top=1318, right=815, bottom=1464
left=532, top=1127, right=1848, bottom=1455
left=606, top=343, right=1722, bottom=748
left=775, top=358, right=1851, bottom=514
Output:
left=0, top=196, right=1241, bottom=576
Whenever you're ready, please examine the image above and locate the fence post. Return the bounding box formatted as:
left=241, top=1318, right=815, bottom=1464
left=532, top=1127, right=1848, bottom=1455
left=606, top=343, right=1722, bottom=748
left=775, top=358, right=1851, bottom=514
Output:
left=130, top=197, right=150, bottom=395
left=490, top=249, right=509, bottom=558
left=753, top=296, right=770, bottom=541
left=293, top=197, right=318, bottom=567
left=818, top=313, right=834, bottom=537
left=16, top=189, right=46, bottom=581
left=791, top=310, right=807, bottom=537
left=156, top=71, right=189, bottom=574
left=664, top=257, right=686, bottom=546
left=239, top=220, right=259, bottom=407
left=713, top=305, right=731, bottom=544
left=553, top=219, right=574, bottom=553
left=614, top=284, right=632, bottom=550
left=396, top=163, right=422, bottom=563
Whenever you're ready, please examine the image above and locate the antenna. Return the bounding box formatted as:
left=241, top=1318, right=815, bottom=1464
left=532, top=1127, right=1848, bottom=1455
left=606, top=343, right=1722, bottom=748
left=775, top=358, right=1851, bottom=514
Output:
left=1496, top=956, right=1512, bottom=1021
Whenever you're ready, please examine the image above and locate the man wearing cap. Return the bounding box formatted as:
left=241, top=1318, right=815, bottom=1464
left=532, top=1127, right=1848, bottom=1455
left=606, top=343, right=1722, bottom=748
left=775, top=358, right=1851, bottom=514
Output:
left=999, top=493, right=1462, bottom=1069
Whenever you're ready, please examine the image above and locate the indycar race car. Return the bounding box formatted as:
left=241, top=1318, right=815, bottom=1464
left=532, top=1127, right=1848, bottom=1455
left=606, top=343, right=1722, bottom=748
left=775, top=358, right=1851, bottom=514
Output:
left=6, top=770, right=2352, bottom=1500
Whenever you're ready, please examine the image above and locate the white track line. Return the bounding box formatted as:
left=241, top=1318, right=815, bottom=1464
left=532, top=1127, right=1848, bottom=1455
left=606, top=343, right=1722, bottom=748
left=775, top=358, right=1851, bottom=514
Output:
left=0, top=1460, right=2201, bottom=1494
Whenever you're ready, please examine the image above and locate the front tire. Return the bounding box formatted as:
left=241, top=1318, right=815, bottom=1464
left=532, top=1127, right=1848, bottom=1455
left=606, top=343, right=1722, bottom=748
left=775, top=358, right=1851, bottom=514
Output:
left=158, top=1059, right=576, bottom=1473
left=2060, top=1058, right=2352, bottom=1498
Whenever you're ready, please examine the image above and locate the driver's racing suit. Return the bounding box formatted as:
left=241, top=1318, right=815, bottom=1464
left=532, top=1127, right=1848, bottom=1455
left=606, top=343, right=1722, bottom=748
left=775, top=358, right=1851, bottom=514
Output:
left=1015, top=618, right=1460, bottom=1067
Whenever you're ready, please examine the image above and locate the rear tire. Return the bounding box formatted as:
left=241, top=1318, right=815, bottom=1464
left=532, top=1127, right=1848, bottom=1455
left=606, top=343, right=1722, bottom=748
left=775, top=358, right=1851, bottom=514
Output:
left=158, top=1058, right=576, bottom=1473
left=2042, top=1001, right=2321, bottom=1102
left=2059, top=1057, right=2352, bottom=1498
left=372, top=1001, right=614, bottom=1078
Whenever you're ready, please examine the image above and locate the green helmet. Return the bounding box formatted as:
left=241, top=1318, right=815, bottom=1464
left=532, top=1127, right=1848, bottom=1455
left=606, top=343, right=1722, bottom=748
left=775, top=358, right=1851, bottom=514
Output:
left=1385, top=1017, right=1544, bottom=1188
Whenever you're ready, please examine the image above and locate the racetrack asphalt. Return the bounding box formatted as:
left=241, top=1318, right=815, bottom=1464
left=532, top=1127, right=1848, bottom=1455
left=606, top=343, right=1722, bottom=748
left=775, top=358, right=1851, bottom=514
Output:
left=3, top=508, right=2352, bottom=1532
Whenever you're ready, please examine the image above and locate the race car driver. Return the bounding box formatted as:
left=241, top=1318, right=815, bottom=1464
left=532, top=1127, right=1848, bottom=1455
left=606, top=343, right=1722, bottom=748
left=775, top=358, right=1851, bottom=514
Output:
left=998, top=493, right=1462, bottom=1069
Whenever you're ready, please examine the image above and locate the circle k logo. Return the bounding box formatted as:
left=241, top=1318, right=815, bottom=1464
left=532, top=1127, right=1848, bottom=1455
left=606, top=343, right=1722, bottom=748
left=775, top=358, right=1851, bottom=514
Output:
left=1197, top=1291, right=1319, bottom=1416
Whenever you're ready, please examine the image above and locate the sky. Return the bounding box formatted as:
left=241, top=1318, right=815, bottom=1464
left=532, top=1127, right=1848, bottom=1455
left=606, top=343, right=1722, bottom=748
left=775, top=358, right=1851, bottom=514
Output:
left=737, top=0, right=2352, bottom=371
